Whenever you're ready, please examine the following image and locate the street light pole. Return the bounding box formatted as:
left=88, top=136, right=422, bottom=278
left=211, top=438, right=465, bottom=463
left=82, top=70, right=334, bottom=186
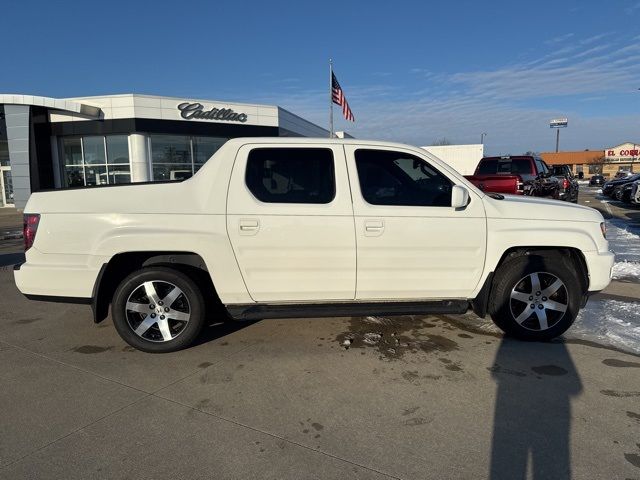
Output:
left=555, top=129, right=560, bottom=153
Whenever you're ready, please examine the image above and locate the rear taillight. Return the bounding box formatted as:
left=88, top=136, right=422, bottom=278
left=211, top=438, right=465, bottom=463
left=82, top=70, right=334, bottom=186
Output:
left=562, top=178, right=570, bottom=189
left=516, top=176, right=524, bottom=193
left=23, top=214, right=40, bottom=251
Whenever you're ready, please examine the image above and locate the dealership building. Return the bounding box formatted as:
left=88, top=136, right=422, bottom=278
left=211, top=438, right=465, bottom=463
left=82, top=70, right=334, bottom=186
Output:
left=541, top=142, right=639, bottom=177
left=0, top=94, right=328, bottom=209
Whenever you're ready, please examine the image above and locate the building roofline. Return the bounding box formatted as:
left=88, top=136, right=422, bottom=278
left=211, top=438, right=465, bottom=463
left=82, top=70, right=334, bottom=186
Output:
left=64, top=93, right=279, bottom=110
left=0, top=94, right=101, bottom=118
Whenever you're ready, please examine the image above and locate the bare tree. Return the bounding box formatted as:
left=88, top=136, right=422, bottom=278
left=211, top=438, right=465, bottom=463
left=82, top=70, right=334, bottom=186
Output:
left=430, top=137, right=453, bottom=146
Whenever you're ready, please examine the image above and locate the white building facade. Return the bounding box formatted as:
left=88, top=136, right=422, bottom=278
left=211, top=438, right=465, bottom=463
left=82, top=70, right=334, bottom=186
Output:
left=0, top=94, right=327, bottom=209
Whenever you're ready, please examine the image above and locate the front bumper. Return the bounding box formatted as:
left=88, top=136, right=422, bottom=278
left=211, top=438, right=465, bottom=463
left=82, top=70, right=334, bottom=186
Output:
left=583, top=250, right=615, bottom=292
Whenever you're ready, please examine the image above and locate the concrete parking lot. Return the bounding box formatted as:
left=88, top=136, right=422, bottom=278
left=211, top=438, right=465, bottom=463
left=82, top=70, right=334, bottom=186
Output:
left=1, top=190, right=639, bottom=479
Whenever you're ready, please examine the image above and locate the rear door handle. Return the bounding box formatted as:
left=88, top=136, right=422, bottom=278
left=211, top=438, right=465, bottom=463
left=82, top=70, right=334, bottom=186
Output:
left=239, top=219, right=260, bottom=236
left=364, top=219, right=384, bottom=236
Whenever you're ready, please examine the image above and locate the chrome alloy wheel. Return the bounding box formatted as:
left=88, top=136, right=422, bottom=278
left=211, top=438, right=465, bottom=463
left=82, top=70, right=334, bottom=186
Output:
left=509, top=272, right=568, bottom=331
left=125, top=281, right=191, bottom=342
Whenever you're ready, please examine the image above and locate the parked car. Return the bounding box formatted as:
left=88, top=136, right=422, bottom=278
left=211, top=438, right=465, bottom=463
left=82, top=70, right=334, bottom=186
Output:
left=614, top=183, right=634, bottom=204
left=631, top=180, right=640, bottom=205
left=14, top=138, right=613, bottom=352
left=551, top=164, right=579, bottom=203
left=614, top=170, right=634, bottom=179
left=602, top=173, right=640, bottom=197
left=589, top=175, right=605, bottom=186
left=465, top=155, right=560, bottom=198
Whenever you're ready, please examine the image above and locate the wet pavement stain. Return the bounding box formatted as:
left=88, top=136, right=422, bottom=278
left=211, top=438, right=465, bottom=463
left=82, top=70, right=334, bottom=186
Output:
left=438, top=357, right=463, bottom=372
left=531, top=365, right=568, bottom=376
left=458, top=333, right=473, bottom=339
left=402, top=371, right=420, bottom=382
left=603, top=358, right=640, bottom=368
left=311, top=422, right=324, bottom=431
left=121, top=346, right=137, bottom=352
left=72, top=345, right=114, bottom=354
left=625, top=444, right=640, bottom=469
left=198, top=362, right=214, bottom=368
left=402, top=406, right=420, bottom=416
left=336, top=315, right=459, bottom=360
left=404, top=417, right=432, bottom=426
left=12, top=317, right=42, bottom=325
left=627, top=411, right=640, bottom=423
left=600, top=390, right=640, bottom=398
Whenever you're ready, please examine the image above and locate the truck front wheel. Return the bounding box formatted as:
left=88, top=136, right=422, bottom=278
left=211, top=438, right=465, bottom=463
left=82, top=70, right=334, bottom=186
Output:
left=488, top=255, right=582, bottom=340
left=111, top=267, right=205, bottom=353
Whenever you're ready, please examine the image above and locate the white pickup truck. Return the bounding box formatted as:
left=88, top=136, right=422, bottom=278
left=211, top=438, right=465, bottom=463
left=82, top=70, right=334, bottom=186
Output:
left=14, top=138, right=614, bottom=352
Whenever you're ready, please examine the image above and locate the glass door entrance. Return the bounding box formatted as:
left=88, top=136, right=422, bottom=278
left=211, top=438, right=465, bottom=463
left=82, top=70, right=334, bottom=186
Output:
left=0, top=167, right=13, bottom=207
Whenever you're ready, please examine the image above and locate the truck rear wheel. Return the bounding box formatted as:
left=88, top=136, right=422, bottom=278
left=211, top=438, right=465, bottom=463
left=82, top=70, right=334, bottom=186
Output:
left=111, top=267, right=205, bottom=353
left=488, top=254, right=582, bottom=340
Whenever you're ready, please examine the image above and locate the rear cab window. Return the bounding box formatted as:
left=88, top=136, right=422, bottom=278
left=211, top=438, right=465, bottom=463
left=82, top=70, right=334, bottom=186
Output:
left=477, top=157, right=532, bottom=175
left=245, top=148, right=335, bottom=204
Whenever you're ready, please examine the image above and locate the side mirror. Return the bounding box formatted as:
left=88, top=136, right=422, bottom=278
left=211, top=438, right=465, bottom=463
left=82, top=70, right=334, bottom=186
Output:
left=451, top=185, right=469, bottom=209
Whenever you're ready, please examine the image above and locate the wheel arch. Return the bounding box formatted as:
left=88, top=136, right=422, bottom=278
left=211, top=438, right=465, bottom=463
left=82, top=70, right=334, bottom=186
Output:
left=92, top=251, right=220, bottom=323
left=472, top=246, right=589, bottom=318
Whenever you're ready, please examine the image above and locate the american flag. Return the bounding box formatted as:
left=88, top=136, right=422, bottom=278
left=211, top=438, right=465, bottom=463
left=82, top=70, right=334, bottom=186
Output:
left=331, top=72, right=355, bottom=122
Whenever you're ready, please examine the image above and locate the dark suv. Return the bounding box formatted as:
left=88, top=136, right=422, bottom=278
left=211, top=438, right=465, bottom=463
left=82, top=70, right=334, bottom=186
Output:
left=602, top=173, right=640, bottom=197
left=551, top=164, right=579, bottom=202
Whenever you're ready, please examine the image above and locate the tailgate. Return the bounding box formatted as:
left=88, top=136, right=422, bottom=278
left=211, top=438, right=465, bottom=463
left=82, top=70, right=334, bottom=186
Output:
left=464, top=175, right=523, bottom=194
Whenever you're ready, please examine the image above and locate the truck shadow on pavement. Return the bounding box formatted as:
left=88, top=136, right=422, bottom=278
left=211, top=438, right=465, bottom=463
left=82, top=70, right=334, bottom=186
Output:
left=489, top=338, right=582, bottom=480
left=0, top=252, right=24, bottom=268
left=192, top=318, right=258, bottom=347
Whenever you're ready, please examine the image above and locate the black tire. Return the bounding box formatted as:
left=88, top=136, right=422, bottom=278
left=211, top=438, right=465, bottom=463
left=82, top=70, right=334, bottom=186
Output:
left=111, top=267, right=205, bottom=353
left=488, top=254, right=582, bottom=341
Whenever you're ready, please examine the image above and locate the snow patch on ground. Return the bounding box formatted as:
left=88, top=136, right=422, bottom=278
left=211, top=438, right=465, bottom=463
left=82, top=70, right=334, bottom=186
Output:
left=607, top=219, right=640, bottom=263
left=363, top=315, right=393, bottom=325
left=452, top=299, right=640, bottom=355
left=571, top=299, right=640, bottom=354
left=363, top=332, right=382, bottom=345
left=612, top=261, right=640, bottom=281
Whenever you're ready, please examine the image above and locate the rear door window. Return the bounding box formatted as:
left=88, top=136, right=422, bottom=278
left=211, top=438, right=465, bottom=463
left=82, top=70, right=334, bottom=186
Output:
left=245, top=148, right=335, bottom=204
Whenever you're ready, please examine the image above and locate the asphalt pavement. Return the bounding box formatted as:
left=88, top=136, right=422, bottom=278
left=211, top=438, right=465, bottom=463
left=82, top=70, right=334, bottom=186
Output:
left=1, top=190, right=639, bottom=479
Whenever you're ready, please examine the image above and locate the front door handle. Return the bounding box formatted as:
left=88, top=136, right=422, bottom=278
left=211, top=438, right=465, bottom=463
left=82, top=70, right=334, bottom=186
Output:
left=364, top=219, right=384, bottom=237
left=239, top=219, right=260, bottom=236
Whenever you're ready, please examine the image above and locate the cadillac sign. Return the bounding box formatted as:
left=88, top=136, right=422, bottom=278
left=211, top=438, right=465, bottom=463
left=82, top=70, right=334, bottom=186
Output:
left=549, top=118, right=568, bottom=128
left=177, top=102, right=248, bottom=123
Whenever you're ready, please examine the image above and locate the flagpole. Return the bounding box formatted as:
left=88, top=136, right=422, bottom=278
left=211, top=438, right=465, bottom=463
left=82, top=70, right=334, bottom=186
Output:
left=329, top=58, right=334, bottom=138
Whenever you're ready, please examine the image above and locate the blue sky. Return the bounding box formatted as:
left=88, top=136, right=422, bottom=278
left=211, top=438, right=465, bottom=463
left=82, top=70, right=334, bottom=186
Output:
left=2, top=0, right=640, bottom=154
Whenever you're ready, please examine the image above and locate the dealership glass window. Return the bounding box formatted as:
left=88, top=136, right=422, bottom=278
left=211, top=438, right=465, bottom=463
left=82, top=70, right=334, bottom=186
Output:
left=106, top=136, right=130, bottom=164
left=149, top=135, right=227, bottom=180
left=588, top=165, right=602, bottom=174
left=0, top=143, right=9, bottom=166
left=245, top=148, right=335, bottom=204
left=0, top=106, right=9, bottom=167
left=61, top=135, right=130, bottom=187
left=193, top=136, right=226, bottom=172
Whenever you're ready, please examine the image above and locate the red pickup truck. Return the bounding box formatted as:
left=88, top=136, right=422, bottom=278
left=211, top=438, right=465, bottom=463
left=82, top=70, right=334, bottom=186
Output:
left=465, top=155, right=560, bottom=198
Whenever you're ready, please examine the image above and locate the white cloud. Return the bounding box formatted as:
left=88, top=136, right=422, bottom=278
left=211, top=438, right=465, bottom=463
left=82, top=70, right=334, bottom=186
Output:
left=251, top=35, right=640, bottom=154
